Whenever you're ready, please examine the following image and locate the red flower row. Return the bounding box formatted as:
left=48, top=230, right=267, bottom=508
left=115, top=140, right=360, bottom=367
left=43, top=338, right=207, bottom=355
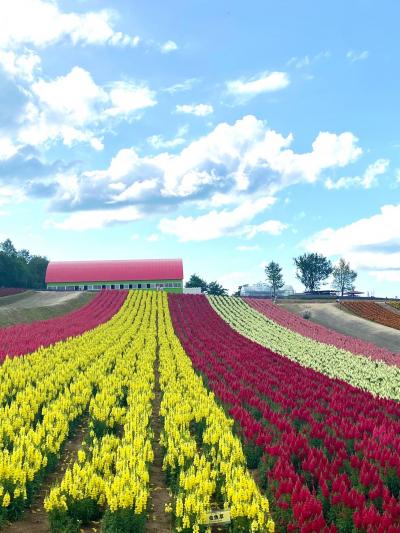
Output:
left=246, top=298, right=399, bottom=366
left=0, top=290, right=127, bottom=359
left=169, top=294, right=400, bottom=532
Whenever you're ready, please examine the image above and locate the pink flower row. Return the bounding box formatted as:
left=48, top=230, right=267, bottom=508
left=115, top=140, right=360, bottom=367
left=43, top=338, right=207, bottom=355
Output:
left=0, top=290, right=127, bottom=359
left=246, top=298, right=400, bottom=366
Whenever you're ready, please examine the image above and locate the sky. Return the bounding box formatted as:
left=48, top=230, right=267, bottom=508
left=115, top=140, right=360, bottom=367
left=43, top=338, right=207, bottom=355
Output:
left=1, top=0, right=400, bottom=296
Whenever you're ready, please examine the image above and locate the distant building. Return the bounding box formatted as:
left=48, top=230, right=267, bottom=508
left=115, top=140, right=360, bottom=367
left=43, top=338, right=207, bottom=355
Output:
left=45, top=258, right=184, bottom=293
left=183, top=287, right=202, bottom=295
left=240, top=282, right=294, bottom=298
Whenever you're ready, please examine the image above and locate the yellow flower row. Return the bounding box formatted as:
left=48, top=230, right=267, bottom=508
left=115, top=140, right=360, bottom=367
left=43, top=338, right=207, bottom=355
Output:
left=158, top=293, right=275, bottom=532
left=44, top=291, right=156, bottom=523
left=0, top=291, right=147, bottom=519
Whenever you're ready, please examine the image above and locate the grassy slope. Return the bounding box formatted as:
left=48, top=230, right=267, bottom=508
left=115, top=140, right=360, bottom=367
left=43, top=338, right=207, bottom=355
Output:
left=0, top=292, right=96, bottom=327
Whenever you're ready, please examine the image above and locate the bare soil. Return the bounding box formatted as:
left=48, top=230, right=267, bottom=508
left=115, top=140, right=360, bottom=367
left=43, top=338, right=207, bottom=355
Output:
left=3, top=418, right=88, bottom=533
left=278, top=301, right=400, bottom=353
left=146, top=355, right=172, bottom=533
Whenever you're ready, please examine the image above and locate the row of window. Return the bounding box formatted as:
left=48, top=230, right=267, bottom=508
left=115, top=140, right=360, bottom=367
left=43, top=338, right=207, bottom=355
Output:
left=50, top=282, right=182, bottom=291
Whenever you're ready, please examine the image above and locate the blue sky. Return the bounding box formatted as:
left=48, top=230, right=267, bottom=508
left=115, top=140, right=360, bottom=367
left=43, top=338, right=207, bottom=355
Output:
left=1, top=0, right=400, bottom=295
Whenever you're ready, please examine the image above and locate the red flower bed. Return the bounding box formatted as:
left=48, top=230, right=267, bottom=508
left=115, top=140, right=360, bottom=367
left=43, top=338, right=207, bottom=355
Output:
left=0, top=288, right=26, bottom=298
left=246, top=298, right=399, bottom=366
left=0, top=290, right=127, bottom=359
left=341, top=301, right=400, bottom=331
left=169, top=294, right=400, bottom=532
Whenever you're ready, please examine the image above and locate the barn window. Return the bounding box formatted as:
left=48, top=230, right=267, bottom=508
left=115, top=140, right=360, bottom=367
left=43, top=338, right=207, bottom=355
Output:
left=119, top=284, right=124, bottom=289
left=138, top=283, right=142, bottom=288
left=147, top=283, right=151, bottom=289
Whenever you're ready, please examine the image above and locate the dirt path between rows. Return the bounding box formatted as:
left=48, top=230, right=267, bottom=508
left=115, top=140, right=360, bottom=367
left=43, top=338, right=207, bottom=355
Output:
left=3, top=418, right=88, bottom=533
left=279, top=301, right=400, bottom=353
left=146, top=347, right=172, bottom=532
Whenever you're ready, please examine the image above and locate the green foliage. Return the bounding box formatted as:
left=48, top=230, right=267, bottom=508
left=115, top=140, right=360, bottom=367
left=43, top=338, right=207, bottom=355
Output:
left=332, top=258, right=357, bottom=296
left=293, top=252, right=333, bottom=292
left=206, top=281, right=228, bottom=296
left=102, top=509, right=146, bottom=532
left=185, top=274, right=208, bottom=292
left=265, top=261, right=284, bottom=297
left=0, top=238, right=48, bottom=289
left=185, top=274, right=228, bottom=295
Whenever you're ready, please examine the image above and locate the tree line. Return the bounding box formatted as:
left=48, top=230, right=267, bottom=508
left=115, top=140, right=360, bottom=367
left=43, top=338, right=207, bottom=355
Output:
left=185, top=274, right=228, bottom=296
left=0, top=239, right=49, bottom=289
left=266, top=253, right=357, bottom=297
left=187, top=253, right=357, bottom=297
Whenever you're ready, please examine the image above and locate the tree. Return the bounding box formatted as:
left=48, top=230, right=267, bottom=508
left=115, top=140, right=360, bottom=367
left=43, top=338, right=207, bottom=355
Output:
left=332, top=258, right=357, bottom=296
left=0, top=239, right=17, bottom=257
left=294, top=252, right=333, bottom=292
left=233, top=285, right=242, bottom=297
left=265, top=261, right=284, bottom=297
left=0, top=239, right=48, bottom=288
left=206, top=281, right=228, bottom=296
left=185, top=274, right=208, bottom=293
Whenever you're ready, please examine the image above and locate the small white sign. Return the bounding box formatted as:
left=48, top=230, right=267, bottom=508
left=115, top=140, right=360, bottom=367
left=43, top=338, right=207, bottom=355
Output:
left=203, top=509, right=231, bottom=525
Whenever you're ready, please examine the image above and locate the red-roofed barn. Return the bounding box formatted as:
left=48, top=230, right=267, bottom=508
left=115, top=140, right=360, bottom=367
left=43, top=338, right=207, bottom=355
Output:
left=45, top=259, right=184, bottom=293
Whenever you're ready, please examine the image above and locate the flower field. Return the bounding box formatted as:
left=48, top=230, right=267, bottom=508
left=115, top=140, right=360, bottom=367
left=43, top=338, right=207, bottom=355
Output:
left=245, top=298, right=398, bottom=364
left=208, top=296, right=400, bottom=398
left=169, top=294, right=400, bottom=532
left=0, top=291, right=274, bottom=533
left=341, top=301, right=400, bottom=331
left=0, top=289, right=127, bottom=359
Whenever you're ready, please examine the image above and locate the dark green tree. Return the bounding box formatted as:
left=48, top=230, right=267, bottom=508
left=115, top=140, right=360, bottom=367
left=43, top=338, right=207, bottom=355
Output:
left=207, top=281, right=228, bottom=296
left=185, top=274, right=208, bottom=293
left=294, top=253, right=333, bottom=292
left=332, top=258, right=357, bottom=297
left=28, top=256, right=50, bottom=289
left=265, top=261, right=284, bottom=297
left=0, top=238, right=17, bottom=257
left=233, top=285, right=243, bottom=297
left=0, top=239, right=48, bottom=289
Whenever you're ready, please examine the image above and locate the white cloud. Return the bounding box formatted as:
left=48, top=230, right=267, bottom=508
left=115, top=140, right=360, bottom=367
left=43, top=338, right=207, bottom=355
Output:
left=243, top=219, right=288, bottom=239
left=369, top=271, right=400, bottom=283
left=105, top=81, right=156, bottom=118
left=346, top=50, right=369, bottom=63
left=287, top=51, right=330, bottom=69
left=325, top=159, right=389, bottom=189
left=176, top=104, right=213, bottom=116
left=0, top=49, right=41, bottom=81
left=161, top=40, right=178, bottom=53
left=49, top=206, right=141, bottom=230
left=18, top=67, right=156, bottom=149
left=226, top=71, right=289, bottom=101
left=0, top=0, right=140, bottom=50
left=0, top=184, right=25, bottom=206
left=49, top=115, right=363, bottom=229
left=159, top=197, right=275, bottom=241
left=0, top=137, right=19, bottom=160
left=164, top=78, right=198, bottom=93
left=236, top=245, right=261, bottom=252
left=147, top=126, right=187, bottom=150
left=147, top=233, right=160, bottom=242
left=306, top=204, right=400, bottom=274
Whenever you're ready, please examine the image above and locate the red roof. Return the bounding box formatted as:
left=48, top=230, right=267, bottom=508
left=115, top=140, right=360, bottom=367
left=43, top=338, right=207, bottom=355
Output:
left=46, top=259, right=183, bottom=283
